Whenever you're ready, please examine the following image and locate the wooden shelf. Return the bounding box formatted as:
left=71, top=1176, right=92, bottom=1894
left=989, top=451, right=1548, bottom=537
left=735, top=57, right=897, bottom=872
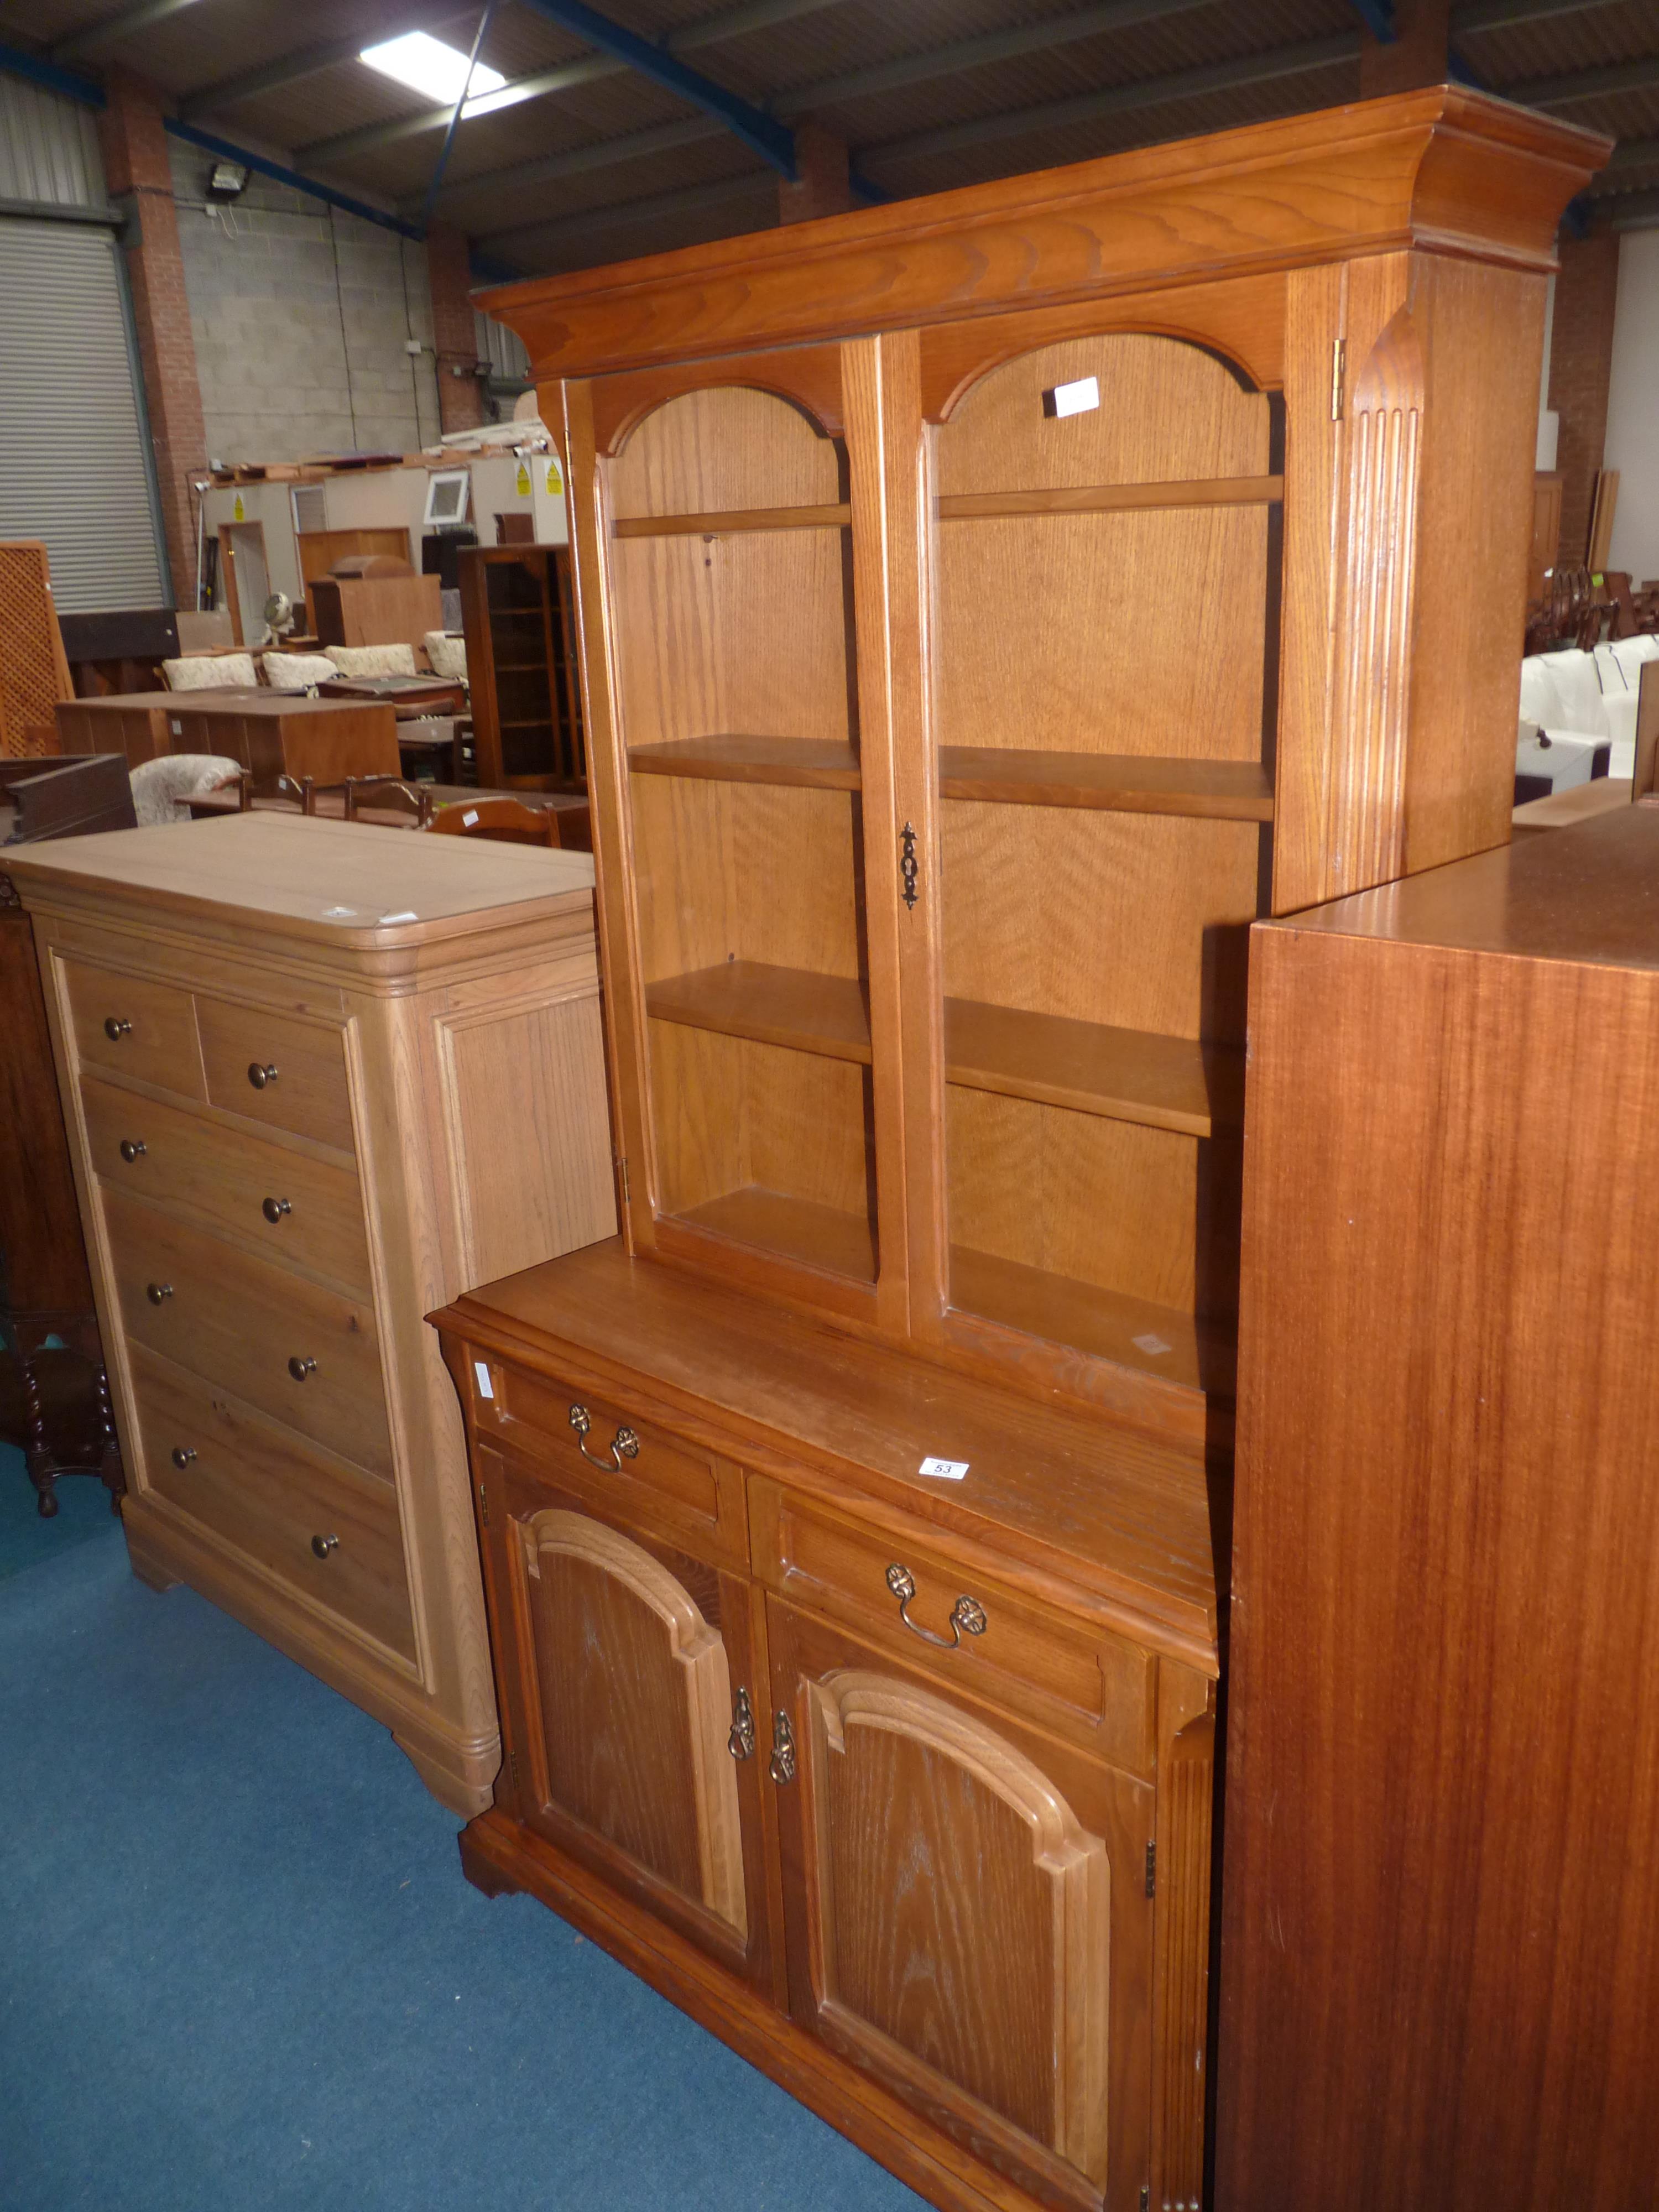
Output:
left=647, top=961, right=870, bottom=1064
left=945, top=999, right=1240, bottom=1137
left=629, top=736, right=861, bottom=790
left=677, top=1186, right=875, bottom=1282
left=949, top=1245, right=1233, bottom=1396
left=937, top=473, right=1284, bottom=522
left=938, top=748, right=1274, bottom=820
left=613, top=503, right=851, bottom=539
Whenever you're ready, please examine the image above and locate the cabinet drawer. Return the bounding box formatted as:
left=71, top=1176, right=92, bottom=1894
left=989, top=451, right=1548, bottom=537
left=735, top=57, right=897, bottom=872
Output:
left=196, top=996, right=355, bottom=1153
left=62, top=959, right=203, bottom=1099
left=750, top=1477, right=1156, bottom=1776
left=101, top=1185, right=392, bottom=1478
left=82, top=1076, right=372, bottom=1294
left=468, top=1354, right=746, bottom=1569
left=130, top=1347, right=414, bottom=1661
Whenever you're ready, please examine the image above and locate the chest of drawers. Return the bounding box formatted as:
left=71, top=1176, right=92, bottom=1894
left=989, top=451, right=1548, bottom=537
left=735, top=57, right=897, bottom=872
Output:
left=9, top=814, right=617, bottom=1813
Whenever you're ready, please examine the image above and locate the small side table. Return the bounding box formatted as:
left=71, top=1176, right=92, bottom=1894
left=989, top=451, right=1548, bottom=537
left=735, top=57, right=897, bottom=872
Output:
left=20, top=1347, right=124, bottom=1519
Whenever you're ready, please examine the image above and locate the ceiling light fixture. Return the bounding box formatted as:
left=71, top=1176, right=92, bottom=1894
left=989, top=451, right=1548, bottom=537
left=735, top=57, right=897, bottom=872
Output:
left=359, top=30, right=505, bottom=105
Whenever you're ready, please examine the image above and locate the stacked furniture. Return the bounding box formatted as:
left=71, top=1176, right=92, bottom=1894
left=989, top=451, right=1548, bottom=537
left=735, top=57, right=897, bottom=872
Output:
left=8, top=816, right=616, bottom=1813
left=55, top=689, right=401, bottom=784
left=458, top=544, right=583, bottom=790
left=431, top=87, right=1603, bottom=2212
left=1219, top=806, right=1659, bottom=2212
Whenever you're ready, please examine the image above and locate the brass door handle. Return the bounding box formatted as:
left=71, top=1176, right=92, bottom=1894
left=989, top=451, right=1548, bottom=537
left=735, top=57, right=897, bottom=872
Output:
left=170, top=1446, right=196, bottom=1469
left=885, top=1563, right=988, bottom=1650
left=727, top=1687, right=755, bottom=1761
left=769, top=1709, right=796, bottom=1786
left=262, top=1196, right=291, bottom=1223
left=568, top=1403, right=640, bottom=1471
left=247, top=1062, right=279, bottom=1089
left=119, top=1139, right=147, bottom=1163
left=145, top=1281, right=173, bottom=1306
left=311, top=1533, right=339, bottom=1559
left=103, top=1017, right=132, bottom=1040
left=288, top=1355, right=317, bottom=1381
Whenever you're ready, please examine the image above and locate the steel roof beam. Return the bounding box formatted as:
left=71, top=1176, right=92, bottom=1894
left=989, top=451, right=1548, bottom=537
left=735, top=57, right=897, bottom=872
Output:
left=862, top=32, right=1361, bottom=168
left=1344, top=0, right=1396, bottom=41
left=179, top=11, right=476, bottom=121
left=406, top=113, right=725, bottom=213
left=49, top=0, right=209, bottom=61
left=1504, top=53, right=1659, bottom=106
left=481, top=168, right=770, bottom=251
left=1451, top=0, right=1633, bottom=29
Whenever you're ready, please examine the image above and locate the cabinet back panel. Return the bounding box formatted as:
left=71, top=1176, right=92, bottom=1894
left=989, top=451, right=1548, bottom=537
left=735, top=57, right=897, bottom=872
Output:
left=649, top=1021, right=875, bottom=1228
left=611, top=530, right=855, bottom=750
left=631, top=779, right=865, bottom=984
left=948, top=1087, right=1203, bottom=1312
left=942, top=802, right=1258, bottom=1041
left=936, top=333, right=1269, bottom=497
left=936, top=507, right=1268, bottom=761
left=608, top=385, right=842, bottom=518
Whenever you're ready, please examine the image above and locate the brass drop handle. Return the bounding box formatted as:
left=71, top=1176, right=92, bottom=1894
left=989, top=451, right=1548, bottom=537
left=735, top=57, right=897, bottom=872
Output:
left=103, top=1017, right=132, bottom=1040
left=170, top=1446, right=196, bottom=1469
left=145, top=1281, right=173, bottom=1306
left=568, top=1403, right=640, bottom=1472
left=311, top=1533, right=339, bottom=1559
left=885, top=1563, right=988, bottom=1650
left=262, top=1196, right=291, bottom=1223
left=288, top=1355, right=317, bottom=1381
left=247, top=1061, right=279, bottom=1089
left=769, top=1708, right=796, bottom=1786
left=727, top=1687, right=755, bottom=1761
left=119, top=1139, right=147, bottom=1163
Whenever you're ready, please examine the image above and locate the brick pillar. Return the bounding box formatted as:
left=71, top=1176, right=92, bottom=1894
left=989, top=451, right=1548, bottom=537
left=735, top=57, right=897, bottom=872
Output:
left=778, top=122, right=852, bottom=226
left=1548, top=222, right=1620, bottom=568
left=1358, top=0, right=1449, bottom=96
left=97, top=69, right=207, bottom=608
left=427, top=224, right=485, bottom=435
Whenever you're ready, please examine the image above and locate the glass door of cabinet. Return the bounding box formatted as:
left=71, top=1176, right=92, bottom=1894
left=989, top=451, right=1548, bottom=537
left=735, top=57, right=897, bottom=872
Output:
left=926, top=331, right=1278, bottom=1413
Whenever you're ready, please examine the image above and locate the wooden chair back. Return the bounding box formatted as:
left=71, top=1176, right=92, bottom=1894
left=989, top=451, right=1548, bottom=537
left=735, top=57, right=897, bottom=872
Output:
left=426, top=796, right=567, bottom=847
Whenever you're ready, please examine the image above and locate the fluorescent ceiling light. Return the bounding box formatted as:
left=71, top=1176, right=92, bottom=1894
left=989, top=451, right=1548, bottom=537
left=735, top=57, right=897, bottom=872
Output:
left=360, top=30, right=506, bottom=105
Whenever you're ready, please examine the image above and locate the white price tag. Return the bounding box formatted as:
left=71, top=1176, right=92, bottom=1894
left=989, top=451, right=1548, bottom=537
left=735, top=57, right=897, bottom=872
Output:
left=461, top=808, right=479, bottom=826
left=1131, top=1333, right=1172, bottom=1357
left=473, top=1361, right=495, bottom=1400
left=918, top=1455, right=969, bottom=1481
left=1050, top=374, right=1099, bottom=419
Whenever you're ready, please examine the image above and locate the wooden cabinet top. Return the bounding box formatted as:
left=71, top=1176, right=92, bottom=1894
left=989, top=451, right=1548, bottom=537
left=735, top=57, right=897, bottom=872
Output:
left=481, top=85, right=1608, bottom=380
left=60, top=691, right=376, bottom=720
left=1260, top=806, right=1659, bottom=969
left=6, top=814, right=597, bottom=963
left=436, top=1235, right=1219, bottom=1668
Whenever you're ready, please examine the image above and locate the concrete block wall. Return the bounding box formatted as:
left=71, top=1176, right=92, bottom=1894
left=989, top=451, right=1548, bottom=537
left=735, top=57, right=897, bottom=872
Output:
left=170, top=140, right=441, bottom=466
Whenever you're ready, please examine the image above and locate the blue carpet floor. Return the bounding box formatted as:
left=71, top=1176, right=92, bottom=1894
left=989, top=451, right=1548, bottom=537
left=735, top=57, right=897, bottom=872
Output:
left=0, top=1439, right=118, bottom=1581
left=0, top=1487, right=923, bottom=2212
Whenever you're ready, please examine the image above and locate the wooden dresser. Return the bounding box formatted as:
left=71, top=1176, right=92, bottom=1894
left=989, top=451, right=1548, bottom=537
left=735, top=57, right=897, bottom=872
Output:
left=8, top=815, right=615, bottom=1813
left=431, top=85, right=1603, bottom=2212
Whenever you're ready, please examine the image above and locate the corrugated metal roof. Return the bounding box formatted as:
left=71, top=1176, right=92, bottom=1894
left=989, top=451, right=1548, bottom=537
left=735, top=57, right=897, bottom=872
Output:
left=0, top=0, right=1651, bottom=274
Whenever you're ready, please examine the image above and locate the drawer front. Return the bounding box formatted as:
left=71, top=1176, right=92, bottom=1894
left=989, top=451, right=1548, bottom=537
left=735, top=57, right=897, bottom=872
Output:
left=82, top=1076, right=372, bottom=1294
left=63, top=959, right=204, bottom=1099
left=102, top=1185, right=392, bottom=1478
left=750, top=1476, right=1156, bottom=1776
left=131, top=1347, right=414, bottom=1661
left=468, top=1353, right=746, bottom=1569
left=196, top=996, right=355, bottom=1152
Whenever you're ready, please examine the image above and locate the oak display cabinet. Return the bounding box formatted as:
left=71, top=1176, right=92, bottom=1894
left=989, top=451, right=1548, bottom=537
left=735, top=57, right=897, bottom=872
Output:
left=434, top=86, right=1605, bottom=2212
left=459, top=543, right=585, bottom=791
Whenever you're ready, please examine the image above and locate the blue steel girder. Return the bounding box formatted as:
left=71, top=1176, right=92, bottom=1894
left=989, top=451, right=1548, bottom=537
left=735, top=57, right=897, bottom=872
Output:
left=1346, top=0, right=1397, bottom=39
left=515, top=0, right=798, bottom=176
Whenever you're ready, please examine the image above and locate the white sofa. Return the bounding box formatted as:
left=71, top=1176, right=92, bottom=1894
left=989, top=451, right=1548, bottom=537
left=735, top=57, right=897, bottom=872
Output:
left=1518, top=643, right=1657, bottom=779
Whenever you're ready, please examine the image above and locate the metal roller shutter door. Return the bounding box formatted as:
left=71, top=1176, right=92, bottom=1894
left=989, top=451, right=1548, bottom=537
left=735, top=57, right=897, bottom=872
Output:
left=0, top=217, right=168, bottom=612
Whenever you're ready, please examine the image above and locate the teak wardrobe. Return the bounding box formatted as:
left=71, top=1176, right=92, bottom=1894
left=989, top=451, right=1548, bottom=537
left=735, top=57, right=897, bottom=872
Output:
left=433, top=86, right=1604, bottom=2212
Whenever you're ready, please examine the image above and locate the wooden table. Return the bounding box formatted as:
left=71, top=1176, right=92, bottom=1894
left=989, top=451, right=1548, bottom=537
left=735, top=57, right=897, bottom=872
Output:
left=56, top=689, right=400, bottom=785
left=318, top=674, right=469, bottom=718
left=184, top=781, right=592, bottom=848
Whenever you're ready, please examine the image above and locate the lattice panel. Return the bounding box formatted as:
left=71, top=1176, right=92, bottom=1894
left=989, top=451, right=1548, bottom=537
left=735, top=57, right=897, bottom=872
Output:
left=0, top=541, right=70, bottom=757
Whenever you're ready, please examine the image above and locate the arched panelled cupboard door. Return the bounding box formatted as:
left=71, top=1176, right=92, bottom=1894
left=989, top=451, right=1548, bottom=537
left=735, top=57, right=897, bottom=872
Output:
left=911, top=327, right=1276, bottom=1441
left=560, top=346, right=911, bottom=1341
left=769, top=1599, right=1155, bottom=2212
left=506, top=1500, right=752, bottom=1961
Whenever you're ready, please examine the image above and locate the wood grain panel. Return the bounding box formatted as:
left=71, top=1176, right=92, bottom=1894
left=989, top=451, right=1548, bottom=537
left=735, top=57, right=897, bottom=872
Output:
left=196, top=995, right=355, bottom=1154
left=613, top=504, right=850, bottom=538
left=520, top=1507, right=747, bottom=1937
left=129, top=1343, right=413, bottom=1661
left=101, top=1185, right=392, bottom=1477
left=62, top=958, right=203, bottom=1098
left=628, top=735, right=861, bottom=789
left=941, top=804, right=1259, bottom=1042
left=607, top=384, right=842, bottom=518
left=81, top=1074, right=371, bottom=1292
left=592, top=345, right=844, bottom=455
left=438, top=992, right=617, bottom=1287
